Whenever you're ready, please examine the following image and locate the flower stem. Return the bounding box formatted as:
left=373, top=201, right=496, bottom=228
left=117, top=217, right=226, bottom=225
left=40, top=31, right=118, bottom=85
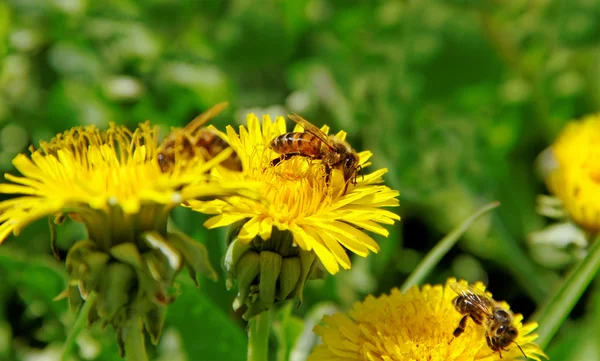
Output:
left=61, top=292, right=98, bottom=361
left=247, top=310, right=271, bottom=361
left=123, top=316, right=149, bottom=361
left=531, top=234, right=600, bottom=349
left=400, top=201, right=501, bottom=293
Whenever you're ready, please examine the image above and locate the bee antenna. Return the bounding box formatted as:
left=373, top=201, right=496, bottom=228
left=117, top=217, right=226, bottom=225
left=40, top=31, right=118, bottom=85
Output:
left=514, top=342, right=527, bottom=359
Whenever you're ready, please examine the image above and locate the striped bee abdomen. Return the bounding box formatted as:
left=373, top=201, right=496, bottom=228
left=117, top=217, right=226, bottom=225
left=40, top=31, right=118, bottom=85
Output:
left=270, top=132, right=322, bottom=157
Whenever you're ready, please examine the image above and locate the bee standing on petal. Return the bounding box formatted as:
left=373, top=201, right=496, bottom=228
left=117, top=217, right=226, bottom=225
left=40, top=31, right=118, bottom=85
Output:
left=449, top=282, right=527, bottom=359
left=269, top=113, right=362, bottom=195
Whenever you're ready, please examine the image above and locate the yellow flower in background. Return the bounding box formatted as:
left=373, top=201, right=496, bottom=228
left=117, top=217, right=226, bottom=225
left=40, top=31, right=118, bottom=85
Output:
left=544, top=114, right=600, bottom=233
left=309, top=278, right=547, bottom=361
left=187, top=113, right=400, bottom=275
left=0, top=120, right=255, bottom=357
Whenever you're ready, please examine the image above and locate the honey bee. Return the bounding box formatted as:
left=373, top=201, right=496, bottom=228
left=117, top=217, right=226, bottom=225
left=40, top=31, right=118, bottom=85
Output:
left=450, top=282, right=527, bottom=359
left=157, top=102, right=242, bottom=172
left=269, top=114, right=362, bottom=194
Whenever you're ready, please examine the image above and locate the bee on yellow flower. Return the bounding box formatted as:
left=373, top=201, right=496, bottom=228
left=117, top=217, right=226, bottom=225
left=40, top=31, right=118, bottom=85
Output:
left=309, top=278, right=547, bottom=361
left=187, top=112, right=400, bottom=318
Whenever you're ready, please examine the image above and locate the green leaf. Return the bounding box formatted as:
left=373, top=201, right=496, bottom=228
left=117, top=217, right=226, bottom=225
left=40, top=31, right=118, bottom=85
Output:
left=0, top=246, right=67, bottom=314
left=531, top=234, right=600, bottom=349
left=166, top=282, right=247, bottom=361
left=400, top=201, right=501, bottom=292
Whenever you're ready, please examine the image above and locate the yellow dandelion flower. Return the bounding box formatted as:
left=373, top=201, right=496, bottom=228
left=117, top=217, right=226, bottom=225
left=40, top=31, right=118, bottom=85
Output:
left=187, top=113, right=400, bottom=275
left=0, top=120, right=255, bottom=356
left=309, top=278, right=547, bottom=361
left=545, top=114, right=600, bottom=232
left=0, top=122, right=250, bottom=244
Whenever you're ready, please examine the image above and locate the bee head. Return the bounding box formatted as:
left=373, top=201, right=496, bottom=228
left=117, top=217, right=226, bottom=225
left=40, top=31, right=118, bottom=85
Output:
left=157, top=152, right=172, bottom=172
left=342, top=152, right=360, bottom=185
left=495, top=324, right=518, bottom=346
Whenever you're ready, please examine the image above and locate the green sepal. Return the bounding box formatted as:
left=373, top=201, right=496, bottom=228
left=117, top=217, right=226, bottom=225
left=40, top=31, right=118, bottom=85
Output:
left=142, top=231, right=182, bottom=271
left=86, top=297, right=101, bottom=327
left=243, top=300, right=268, bottom=320
left=110, top=243, right=144, bottom=269
left=168, top=231, right=218, bottom=282
left=65, top=240, right=97, bottom=274
left=67, top=285, right=84, bottom=313
left=223, top=238, right=252, bottom=289
left=143, top=304, right=166, bottom=345
left=278, top=257, right=301, bottom=300
left=115, top=325, right=125, bottom=358
left=96, top=263, right=136, bottom=321
left=258, top=251, right=282, bottom=307
left=294, top=250, right=317, bottom=303
left=143, top=250, right=177, bottom=284
left=233, top=250, right=261, bottom=310
left=80, top=251, right=111, bottom=293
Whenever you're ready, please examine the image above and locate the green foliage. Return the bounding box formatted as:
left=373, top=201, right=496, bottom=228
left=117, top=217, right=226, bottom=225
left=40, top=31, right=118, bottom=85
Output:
left=1, top=0, right=599, bottom=360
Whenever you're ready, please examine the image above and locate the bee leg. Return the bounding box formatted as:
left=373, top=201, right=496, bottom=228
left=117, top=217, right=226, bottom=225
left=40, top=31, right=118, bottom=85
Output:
left=270, top=153, right=302, bottom=167
left=469, top=314, right=482, bottom=325
left=485, top=334, right=503, bottom=358
left=324, top=165, right=333, bottom=184
left=342, top=181, right=350, bottom=195
left=452, top=315, right=469, bottom=339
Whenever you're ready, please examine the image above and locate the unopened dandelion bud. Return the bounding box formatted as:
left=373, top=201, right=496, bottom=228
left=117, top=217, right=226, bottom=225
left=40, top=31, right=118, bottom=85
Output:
left=278, top=257, right=301, bottom=300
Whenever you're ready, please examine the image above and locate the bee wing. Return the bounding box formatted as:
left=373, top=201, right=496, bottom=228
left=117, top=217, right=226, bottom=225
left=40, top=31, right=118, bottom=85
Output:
left=449, top=282, right=495, bottom=318
left=184, top=102, right=229, bottom=134
left=288, top=113, right=336, bottom=151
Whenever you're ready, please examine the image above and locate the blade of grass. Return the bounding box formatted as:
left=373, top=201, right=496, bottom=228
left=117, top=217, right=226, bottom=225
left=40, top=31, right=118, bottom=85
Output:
left=530, top=234, right=600, bottom=349
left=400, top=201, right=501, bottom=293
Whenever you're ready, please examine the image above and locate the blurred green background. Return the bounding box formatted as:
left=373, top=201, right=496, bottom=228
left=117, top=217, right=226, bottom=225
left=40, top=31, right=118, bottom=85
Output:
left=1, top=0, right=600, bottom=360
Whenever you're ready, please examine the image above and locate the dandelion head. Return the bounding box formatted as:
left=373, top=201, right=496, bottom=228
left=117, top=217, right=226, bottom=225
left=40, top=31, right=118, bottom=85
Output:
left=0, top=118, right=254, bottom=355
left=309, top=278, right=547, bottom=361
left=188, top=113, right=400, bottom=318
left=544, top=114, right=600, bottom=233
